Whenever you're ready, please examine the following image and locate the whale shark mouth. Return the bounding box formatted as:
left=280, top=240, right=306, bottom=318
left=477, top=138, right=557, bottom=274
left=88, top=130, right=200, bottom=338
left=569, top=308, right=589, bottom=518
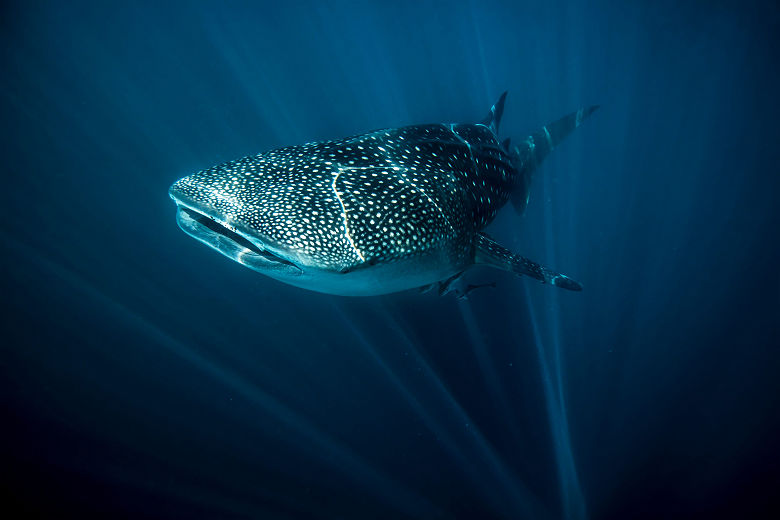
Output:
left=175, top=206, right=302, bottom=274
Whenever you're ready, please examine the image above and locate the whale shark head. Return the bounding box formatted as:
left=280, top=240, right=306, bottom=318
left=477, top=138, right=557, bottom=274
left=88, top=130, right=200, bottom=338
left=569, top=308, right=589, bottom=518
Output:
left=168, top=147, right=362, bottom=288
left=170, top=174, right=305, bottom=280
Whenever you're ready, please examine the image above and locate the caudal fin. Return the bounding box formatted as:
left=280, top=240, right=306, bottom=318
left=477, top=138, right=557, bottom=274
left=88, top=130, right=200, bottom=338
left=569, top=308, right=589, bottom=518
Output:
left=526, top=105, right=599, bottom=165
left=511, top=104, right=599, bottom=214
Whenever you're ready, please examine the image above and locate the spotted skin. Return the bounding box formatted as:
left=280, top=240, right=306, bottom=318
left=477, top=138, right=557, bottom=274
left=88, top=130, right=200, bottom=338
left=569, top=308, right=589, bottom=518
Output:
left=169, top=94, right=598, bottom=295
left=171, top=124, right=512, bottom=270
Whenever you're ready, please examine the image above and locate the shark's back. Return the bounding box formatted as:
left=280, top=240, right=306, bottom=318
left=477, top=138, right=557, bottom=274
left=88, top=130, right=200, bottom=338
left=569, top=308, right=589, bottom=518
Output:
left=187, top=123, right=516, bottom=274
left=321, top=123, right=515, bottom=270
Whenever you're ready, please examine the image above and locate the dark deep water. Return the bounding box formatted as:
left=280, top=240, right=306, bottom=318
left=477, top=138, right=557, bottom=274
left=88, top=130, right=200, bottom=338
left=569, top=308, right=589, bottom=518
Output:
left=2, top=1, right=779, bottom=518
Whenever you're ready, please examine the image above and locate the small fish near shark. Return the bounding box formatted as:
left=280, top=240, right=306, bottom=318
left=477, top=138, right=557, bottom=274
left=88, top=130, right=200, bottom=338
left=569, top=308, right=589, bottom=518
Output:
left=169, top=93, right=598, bottom=296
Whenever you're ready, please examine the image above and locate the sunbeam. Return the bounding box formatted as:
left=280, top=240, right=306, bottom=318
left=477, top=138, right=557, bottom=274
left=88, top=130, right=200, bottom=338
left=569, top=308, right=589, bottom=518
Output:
left=3, top=2, right=778, bottom=518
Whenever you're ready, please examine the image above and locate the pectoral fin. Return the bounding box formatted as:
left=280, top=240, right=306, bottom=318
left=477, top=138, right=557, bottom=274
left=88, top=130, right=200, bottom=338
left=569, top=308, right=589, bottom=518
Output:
left=473, top=233, right=582, bottom=291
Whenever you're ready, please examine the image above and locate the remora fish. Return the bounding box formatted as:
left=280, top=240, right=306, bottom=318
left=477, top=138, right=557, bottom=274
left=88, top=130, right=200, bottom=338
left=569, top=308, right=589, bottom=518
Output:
left=169, top=93, right=598, bottom=296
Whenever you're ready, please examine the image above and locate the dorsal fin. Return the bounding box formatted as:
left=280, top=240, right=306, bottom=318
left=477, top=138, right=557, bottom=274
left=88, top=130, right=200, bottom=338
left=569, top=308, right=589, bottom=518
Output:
left=480, top=91, right=508, bottom=134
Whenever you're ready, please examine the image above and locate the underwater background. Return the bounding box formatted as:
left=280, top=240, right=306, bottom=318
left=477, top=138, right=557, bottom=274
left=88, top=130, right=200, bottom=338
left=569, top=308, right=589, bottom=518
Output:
left=2, top=0, right=779, bottom=518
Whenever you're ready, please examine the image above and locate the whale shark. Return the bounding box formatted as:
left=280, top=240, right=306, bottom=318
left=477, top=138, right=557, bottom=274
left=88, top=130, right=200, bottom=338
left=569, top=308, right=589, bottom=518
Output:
left=169, top=93, right=598, bottom=296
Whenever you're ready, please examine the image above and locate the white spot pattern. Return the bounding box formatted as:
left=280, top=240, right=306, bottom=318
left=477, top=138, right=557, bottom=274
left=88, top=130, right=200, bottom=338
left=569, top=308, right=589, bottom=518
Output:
left=169, top=123, right=517, bottom=272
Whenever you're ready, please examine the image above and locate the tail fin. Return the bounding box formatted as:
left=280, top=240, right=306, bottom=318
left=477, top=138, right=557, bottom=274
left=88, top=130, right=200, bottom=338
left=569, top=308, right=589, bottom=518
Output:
left=525, top=105, right=599, bottom=165
left=511, top=105, right=599, bottom=214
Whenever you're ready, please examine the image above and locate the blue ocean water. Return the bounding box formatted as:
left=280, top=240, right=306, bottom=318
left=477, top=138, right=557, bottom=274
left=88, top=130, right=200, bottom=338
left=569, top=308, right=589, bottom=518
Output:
left=2, top=0, right=779, bottom=518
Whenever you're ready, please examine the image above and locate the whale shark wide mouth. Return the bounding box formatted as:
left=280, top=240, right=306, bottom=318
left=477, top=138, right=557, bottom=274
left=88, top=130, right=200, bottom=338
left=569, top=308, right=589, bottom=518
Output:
left=175, top=205, right=302, bottom=274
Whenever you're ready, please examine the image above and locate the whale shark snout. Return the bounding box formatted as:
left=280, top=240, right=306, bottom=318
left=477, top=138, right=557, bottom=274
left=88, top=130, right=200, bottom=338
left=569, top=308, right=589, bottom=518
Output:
left=169, top=181, right=303, bottom=276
